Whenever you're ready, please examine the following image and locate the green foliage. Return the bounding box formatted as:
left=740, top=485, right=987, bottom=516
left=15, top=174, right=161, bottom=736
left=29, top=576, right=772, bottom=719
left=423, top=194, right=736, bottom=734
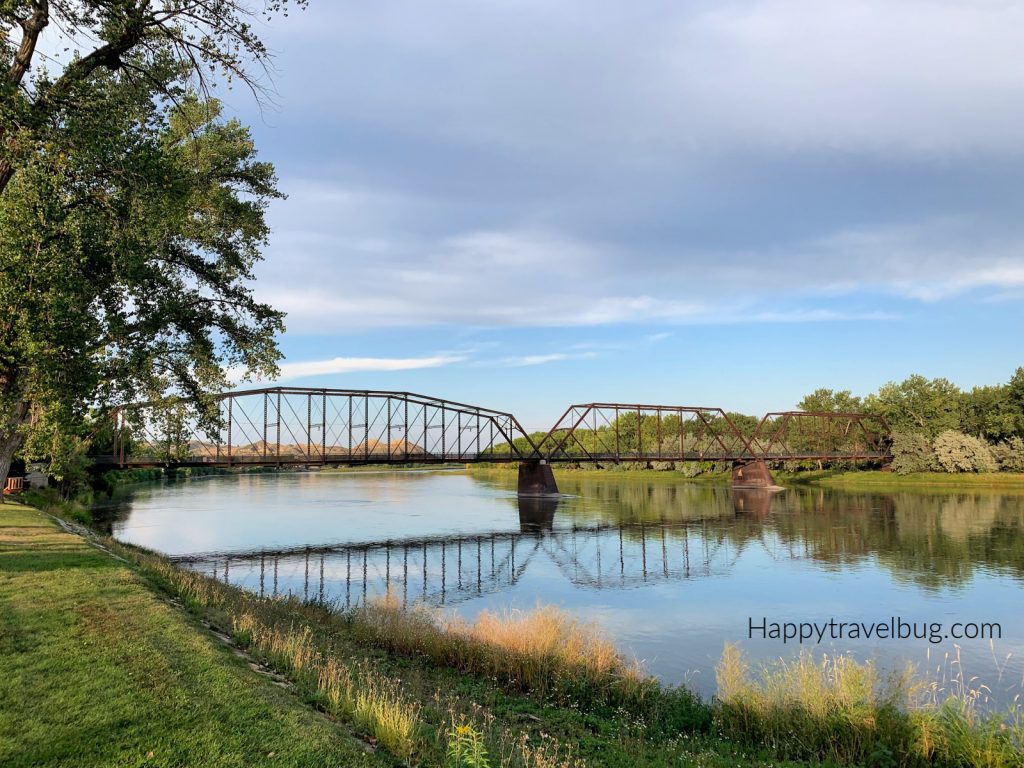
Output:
left=21, top=487, right=92, bottom=524
left=865, top=375, right=962, bottom=438
left=715, top=644, right=1024, bottom=768
left=890, top=432, right=937, bottom=474
left=0, top=76, right=284, bottom=481
left=797, top=388, right=864, bottom=413
left=2, top=1, right=305, bottom=487
left=960, top=384, right=1019, bottom=441
left=446, top=719, right=491, bottom=768
left=932, top=430, right=998, bottom=473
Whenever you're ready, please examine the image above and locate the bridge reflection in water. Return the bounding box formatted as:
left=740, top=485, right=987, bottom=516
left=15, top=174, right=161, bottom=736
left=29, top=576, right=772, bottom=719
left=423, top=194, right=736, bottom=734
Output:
left=171, top=492, right=788, bottom=608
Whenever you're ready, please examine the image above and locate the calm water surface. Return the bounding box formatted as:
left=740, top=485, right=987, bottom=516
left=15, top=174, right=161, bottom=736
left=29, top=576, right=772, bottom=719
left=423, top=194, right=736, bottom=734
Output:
left=101, top=469, right=1024, bottom=703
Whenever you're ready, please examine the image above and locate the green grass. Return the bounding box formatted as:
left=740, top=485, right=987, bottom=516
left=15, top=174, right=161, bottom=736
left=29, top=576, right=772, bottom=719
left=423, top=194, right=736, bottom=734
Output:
left=775, top=469, right=1024, bottom=490
left=0, top=502, right=388, bottom=768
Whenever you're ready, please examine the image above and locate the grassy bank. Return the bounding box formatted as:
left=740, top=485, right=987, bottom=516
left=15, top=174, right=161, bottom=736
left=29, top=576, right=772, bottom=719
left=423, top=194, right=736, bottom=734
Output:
left=775, top=470, right=1024, bottom=490
left=0, top=501, right=387, bottom=767
left=471, top=463, right=1024, bottom=491
left=4, top=501, right=1021, bottom=767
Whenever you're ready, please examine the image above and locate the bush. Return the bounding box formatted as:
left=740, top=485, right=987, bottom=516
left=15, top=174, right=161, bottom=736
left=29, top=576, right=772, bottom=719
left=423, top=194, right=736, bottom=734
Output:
left=22, top=488, right=93, bottom=525
left=991, top=437, right=1024, bottom=472
left=932, top=430, right=997, bottom=473
left=890, top=432, right=936, bottom=474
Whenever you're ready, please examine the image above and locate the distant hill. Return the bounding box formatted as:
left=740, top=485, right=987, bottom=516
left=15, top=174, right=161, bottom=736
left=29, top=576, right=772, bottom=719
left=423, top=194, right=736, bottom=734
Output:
left=179, top=438, right=429, bottom=460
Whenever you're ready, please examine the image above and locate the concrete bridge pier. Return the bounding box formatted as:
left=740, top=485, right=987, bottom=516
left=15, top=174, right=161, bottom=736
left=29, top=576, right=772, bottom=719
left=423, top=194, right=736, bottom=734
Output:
left=517, top=460, right=559, bottom=495
left=731, top=458, right=777, bottom=489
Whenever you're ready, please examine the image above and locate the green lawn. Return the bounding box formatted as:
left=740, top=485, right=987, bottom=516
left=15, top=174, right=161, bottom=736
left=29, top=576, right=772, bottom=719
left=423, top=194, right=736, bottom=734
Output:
left=0, top=502, right=388, bottom=768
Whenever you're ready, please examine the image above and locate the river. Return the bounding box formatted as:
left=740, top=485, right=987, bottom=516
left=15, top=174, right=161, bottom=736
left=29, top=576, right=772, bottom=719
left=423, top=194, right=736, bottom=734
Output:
left=98, top=468, right=1024, bottom=705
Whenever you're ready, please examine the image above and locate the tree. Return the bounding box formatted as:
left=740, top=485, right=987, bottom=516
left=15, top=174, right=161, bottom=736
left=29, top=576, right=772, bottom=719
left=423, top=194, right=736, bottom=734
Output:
left=864, top=375, right=961, bottom=438
left=2, top=1, right=305, bottom=195
left=1008, top=367, right=1024, bottom=437
left=797, top=388, right=864, bottom=413
left=959, top=384, right=1017, bottom=442
left=0, top=68, right=283, bottom=490
left=2, top=2, right=300, bottom=490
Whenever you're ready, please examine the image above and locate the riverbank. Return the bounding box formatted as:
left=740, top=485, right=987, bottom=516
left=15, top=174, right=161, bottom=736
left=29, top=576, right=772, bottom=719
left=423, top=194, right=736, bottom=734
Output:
left=468, top=464, right=1024, bottom=490
left=4, top=500, right=1021, bottom=767
left=0, top=501, right=794, bottom=768
left=774, top=469, right=1024, bottom=490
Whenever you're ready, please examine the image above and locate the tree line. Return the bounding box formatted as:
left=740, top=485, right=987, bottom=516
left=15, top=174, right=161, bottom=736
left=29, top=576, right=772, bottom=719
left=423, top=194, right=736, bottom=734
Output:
left=797, top=371, right=1024, bottom=473
left=485, top=370, right=1024, bottom=475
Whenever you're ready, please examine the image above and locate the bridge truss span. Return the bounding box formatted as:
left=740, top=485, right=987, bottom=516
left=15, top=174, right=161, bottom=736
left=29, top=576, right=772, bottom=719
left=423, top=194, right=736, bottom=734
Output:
left=109, top=387, right=537, bottom=467
left=533, top=403, right=757, bottom=463
left=750, top=411, right=891, bottom=463
left=98, top=388, right=893, bottom=489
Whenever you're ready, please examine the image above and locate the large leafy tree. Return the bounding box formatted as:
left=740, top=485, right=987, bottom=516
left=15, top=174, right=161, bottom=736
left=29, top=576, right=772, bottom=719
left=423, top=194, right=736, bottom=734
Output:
left=1, top=63, right=284, bottom=488
left=959, top=384, right=1017, bottom=442
left=864, top=375, right=961, bottom=438
left=1, top=2, right=300, bottom=488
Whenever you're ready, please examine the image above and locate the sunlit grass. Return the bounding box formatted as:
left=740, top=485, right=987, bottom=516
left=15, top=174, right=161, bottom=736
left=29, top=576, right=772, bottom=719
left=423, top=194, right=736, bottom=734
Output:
left=716, top=643, right=1024, bottom=767
left=233, top=611, right=422, bottom=762
left=350, top=595, right=651, bottom=705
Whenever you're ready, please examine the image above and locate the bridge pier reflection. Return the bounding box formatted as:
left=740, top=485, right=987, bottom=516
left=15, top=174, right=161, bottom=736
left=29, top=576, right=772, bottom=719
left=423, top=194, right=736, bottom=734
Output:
left=518, top=494, right=559, bottom=532
left=732, top=488, right=776, bottom=518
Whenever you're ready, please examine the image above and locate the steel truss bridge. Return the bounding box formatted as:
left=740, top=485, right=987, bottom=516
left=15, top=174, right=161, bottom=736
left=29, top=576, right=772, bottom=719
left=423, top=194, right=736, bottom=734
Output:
left=172, top=496, right=798, bottom=608
left=97, top=387, right=891, bottom=491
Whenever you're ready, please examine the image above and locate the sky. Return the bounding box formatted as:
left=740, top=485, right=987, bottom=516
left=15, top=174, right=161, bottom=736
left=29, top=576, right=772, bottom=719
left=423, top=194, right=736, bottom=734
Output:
left=55, top=1, right=1024, bottom=430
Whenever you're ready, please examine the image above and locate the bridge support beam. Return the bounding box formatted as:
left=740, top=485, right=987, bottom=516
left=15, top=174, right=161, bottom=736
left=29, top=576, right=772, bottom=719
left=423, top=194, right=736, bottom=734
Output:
left=731, top=459, right=777, bottom=489
left=518, top=460, right=559, bottom=495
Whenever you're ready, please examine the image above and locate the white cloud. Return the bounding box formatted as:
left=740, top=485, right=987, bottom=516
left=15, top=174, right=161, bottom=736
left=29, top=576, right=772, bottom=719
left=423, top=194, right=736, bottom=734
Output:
left=227, top=4, right=1024, bottom=333
left=231, top=354, right=465, bottom=383
left=485, top=352, right=599, bottom=367
left=256, top=186, right=1024, bottom=331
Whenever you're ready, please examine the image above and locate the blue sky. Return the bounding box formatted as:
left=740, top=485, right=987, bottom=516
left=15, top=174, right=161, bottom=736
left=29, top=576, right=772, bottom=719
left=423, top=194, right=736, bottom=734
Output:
left=115, top=2, right=1024, bottom=427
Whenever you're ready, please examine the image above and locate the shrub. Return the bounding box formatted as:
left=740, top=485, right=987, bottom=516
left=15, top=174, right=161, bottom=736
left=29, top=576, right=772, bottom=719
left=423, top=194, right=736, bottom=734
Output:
left=890, top=432, right=937, bottom=474
left=991, top=437, right=1024, bottom=472
left=932, top=430, right=997, bottom=473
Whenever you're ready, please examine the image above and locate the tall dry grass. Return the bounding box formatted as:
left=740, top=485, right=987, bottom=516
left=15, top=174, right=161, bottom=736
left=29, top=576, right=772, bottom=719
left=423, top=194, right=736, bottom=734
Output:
left=716, top=643, right=1024, bottom=767
left=348, top=596, right=658, bottom=707
left=348, top=596, right=712, bottom=737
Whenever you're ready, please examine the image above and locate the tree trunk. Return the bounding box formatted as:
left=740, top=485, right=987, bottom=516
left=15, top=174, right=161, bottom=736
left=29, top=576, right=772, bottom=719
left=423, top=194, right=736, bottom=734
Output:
left=0, top=401, right=28, bottom=504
